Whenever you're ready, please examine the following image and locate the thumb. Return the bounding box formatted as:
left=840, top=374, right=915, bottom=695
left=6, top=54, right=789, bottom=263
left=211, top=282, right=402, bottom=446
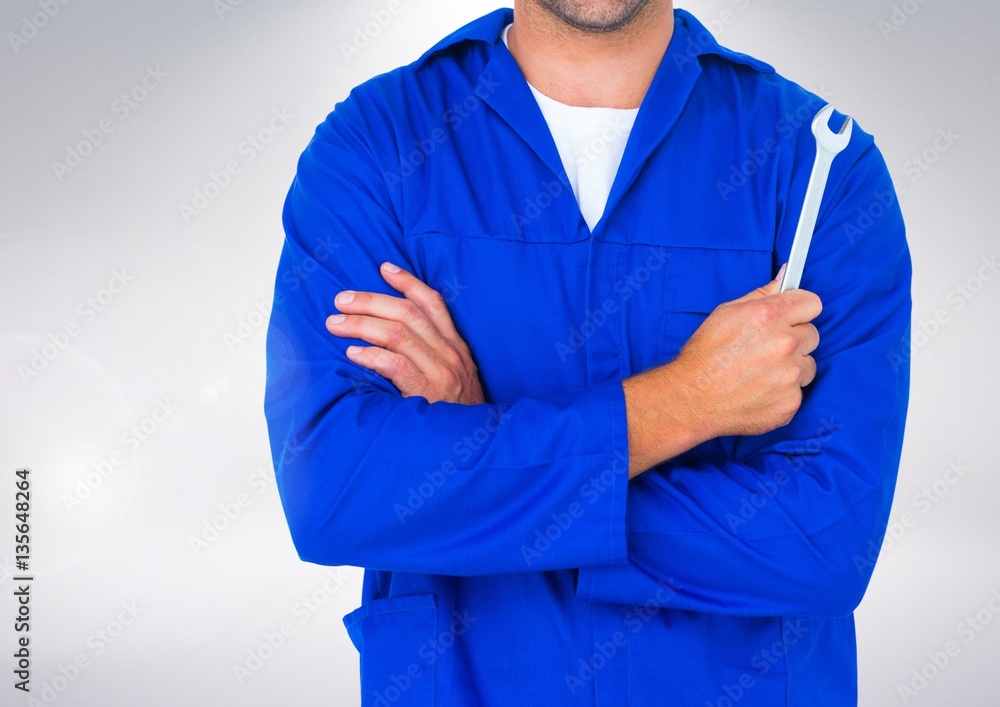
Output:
left=731, top=263, right=786, bottom=303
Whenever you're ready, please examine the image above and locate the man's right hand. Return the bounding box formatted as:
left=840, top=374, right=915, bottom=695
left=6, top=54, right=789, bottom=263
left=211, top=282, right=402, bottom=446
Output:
left=623, top=266, right=823, bottom=478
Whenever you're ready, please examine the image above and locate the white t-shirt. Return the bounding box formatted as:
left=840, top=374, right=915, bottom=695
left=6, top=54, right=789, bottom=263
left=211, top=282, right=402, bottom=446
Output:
left=501, top=23, right=639, bottom=232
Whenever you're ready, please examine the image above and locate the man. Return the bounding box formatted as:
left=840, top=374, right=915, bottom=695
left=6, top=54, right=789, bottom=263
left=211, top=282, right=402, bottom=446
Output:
left=263, top=1, right=911, bottom=704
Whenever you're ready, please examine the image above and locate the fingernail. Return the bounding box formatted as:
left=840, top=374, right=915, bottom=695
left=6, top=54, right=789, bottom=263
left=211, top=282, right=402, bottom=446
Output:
left=346, top=345, right=362, bottom=356
left=327, top=314, right=346, bottom=325
left=382, top=262, right=401, bottom=274
left=336, top=291, right=355, bottom=305
left=775, top=263, right=787, bottom=281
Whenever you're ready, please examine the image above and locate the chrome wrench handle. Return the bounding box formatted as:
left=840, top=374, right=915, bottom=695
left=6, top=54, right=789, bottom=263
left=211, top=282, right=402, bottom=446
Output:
left=780, top=104, right=854, bottom=292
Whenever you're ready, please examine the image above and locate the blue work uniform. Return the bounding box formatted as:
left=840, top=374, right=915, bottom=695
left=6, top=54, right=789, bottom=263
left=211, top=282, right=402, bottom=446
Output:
left=264, top=7, right=911, bottom=706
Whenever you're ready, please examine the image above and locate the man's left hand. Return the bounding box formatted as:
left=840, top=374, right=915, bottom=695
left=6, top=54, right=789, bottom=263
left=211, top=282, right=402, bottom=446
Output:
left=326, top=261, right=485, bottom=405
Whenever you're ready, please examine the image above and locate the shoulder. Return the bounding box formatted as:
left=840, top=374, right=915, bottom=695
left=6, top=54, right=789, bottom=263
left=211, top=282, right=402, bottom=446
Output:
left=310, top=9, right=506, bottom=161
left=680, top=9, right=878, bottom=171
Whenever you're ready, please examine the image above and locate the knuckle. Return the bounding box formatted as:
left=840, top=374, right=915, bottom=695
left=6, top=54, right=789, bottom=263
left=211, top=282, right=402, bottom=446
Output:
left=754, top=301, right=780, bottom=325
left=779, top=332, right=799, bottom=357
left=400, top=299, right=421, bottom=321
left=396, top=365, right=424, bottom=393
left=779, top=392, right=801, bottom=423
left=371, top=346, right=389, bottom=368
left=385, top=322, right=408, bottom=346
left=441, top=345, right=465, bottom=370
left=438, top=367, right=461, bottom=392
left=711, top=300, right=734, bottom=317
left=769, top=332, right=796, bottom=358
left=426, top=289, right=447, bottom=311
left=387, top=352, right=407, bottom=376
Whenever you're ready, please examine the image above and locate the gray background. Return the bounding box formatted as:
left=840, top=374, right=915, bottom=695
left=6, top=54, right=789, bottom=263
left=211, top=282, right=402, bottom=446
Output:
left=1, top=1, right=997, bottom=705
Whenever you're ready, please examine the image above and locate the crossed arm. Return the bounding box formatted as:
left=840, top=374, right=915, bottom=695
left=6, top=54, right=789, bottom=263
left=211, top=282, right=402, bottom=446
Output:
left=264, top=106, right=910, bottom=616
left=325, top=261, right=821, bottom=479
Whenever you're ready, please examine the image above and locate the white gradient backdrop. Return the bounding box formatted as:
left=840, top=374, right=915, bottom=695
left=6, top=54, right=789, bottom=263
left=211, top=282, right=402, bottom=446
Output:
left=0, top=1, right=997, bottom=705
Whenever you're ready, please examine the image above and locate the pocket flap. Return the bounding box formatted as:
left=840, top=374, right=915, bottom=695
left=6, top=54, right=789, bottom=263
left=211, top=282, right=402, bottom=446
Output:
left=342, top=593, right=438, bottom=706
left=665, top=247, right=773, bottom=313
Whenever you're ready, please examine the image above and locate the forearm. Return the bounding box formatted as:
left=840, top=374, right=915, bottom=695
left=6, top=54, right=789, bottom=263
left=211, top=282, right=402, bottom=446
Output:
left=623, top=363, right=711, bottom=479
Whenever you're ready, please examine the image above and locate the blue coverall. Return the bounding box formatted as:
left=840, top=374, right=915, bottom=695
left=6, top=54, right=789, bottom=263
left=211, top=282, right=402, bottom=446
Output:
left=264, top=7, right=912, bottom=705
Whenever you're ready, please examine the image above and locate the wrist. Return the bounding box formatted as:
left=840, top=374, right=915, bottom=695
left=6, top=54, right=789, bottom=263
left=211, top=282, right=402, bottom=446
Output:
left=655, top=360, right=716, bottom=454
left=623, top=360, right=714, bottom=477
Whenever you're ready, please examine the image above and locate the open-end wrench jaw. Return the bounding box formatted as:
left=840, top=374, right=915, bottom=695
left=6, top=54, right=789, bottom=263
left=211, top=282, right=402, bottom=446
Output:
left=811, top=103, right=853, bottom=156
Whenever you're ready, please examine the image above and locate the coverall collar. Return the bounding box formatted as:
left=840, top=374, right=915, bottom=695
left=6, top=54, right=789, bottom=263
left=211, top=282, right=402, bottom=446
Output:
left=415, top=7, right=775, bottom=236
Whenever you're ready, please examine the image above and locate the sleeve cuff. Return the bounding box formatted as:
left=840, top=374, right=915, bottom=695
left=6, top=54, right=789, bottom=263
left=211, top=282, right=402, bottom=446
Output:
left=573, top=378, right=630, bottom=578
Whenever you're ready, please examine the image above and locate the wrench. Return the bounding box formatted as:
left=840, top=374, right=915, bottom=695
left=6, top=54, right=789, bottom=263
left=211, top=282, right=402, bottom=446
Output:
left=779, top=104, right=854, bottom=292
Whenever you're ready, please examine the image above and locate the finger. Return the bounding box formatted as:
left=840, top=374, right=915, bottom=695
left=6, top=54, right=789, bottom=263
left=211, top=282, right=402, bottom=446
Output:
left=335, top=289, right=442, bottom=346
left=799, top=354, right=817, bottom=387
left=345, top=345, right=428, bottom=397
left=777, top=289, right=823, bottom=327
left=327, top=313, right=444, bottom=377
left=793, top=322, right=820, bottom=356
left=378, top=262, right=465, bottom=345
left=728, top=263, right=786, bottom=304
left=335, top=288, right=469, bottom=370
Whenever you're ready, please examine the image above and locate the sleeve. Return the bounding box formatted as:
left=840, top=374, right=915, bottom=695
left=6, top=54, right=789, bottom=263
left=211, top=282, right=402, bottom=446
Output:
left=263, top=90, right=630, bottom=576
left=576, top=129, right=912, bottom=618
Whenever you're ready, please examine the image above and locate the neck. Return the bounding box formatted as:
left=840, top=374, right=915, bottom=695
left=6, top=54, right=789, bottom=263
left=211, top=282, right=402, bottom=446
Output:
left=506, top=1, right=674, bottom=109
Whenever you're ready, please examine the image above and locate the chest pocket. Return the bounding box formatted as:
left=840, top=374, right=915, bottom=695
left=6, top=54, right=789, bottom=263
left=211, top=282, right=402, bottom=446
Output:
left=659, top=246, right=775, bottom=364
